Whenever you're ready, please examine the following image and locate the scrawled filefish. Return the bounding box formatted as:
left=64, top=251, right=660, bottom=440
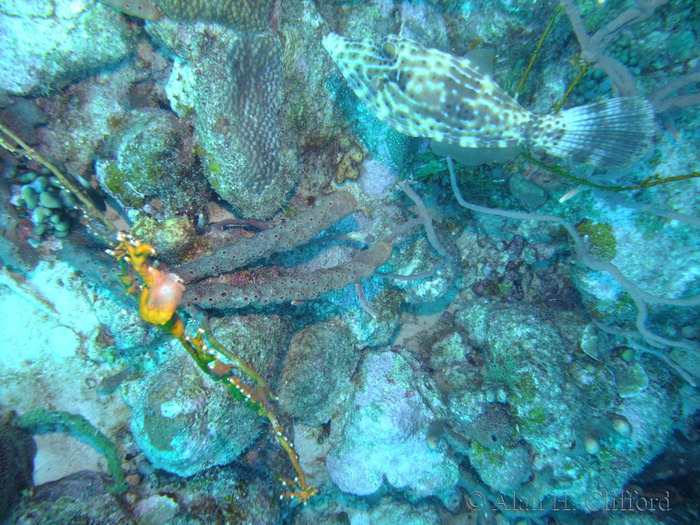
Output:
left=322, top=33, right=654, bottom=169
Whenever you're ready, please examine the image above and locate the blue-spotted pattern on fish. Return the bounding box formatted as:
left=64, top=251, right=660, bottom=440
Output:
left=322, top=33, right=654, bottom=169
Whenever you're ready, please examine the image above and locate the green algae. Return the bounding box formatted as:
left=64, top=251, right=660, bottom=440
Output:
left=575, top=219, right=617, bottom=261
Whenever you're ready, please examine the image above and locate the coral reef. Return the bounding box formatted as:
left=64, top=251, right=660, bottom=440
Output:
left=155, top=0, right=273, bottom=31
left=194, top=32, right=296, bottom=219
left=11, top=471, right=133, bottom=524
left=0, top=2, right=136, bottom=96
left=454, top=298, right=679, bottom=508
left=100, top=0, right=274, bottom=31
left=96, top=109, right=201, bottom=218
left=0, top=0, right=699, bottom=523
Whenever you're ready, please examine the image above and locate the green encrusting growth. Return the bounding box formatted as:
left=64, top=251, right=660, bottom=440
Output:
left=15, top=408, right=128, bottom=495
left=575, top=219, right=617, bottom=261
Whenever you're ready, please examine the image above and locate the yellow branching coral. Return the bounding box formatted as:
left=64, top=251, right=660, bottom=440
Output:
left=108, top=232, right=317, bottom=504
left=108, top=232, right=185, bottom=337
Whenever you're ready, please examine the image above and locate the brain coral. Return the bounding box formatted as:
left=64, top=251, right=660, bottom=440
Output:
left=195, top=33, right=297, bottom=218
left=99, top=0, right=273, bottom=31
left=155, top=0, right=273, bottom=31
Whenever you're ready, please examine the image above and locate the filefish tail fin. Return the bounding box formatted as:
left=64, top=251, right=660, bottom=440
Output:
left=540, top=97, right=655, bottom=169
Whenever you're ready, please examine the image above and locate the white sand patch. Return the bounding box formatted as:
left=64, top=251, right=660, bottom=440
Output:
left=0, top=260, right=132, bottom=484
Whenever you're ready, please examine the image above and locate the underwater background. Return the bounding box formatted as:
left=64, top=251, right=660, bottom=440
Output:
left=0, top=0, right=699, bottom=523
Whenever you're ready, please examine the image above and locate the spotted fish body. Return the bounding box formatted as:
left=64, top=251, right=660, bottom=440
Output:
left=322, top=33, right=654, bottom=169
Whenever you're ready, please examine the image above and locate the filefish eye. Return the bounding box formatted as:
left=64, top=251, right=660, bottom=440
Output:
left=380, top=41, right=396, bottom=60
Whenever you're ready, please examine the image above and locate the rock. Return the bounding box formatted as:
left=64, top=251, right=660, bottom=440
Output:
left=326, top=350, right=458, bottom=498
left=125, top=352, right=264, bottom=477
left=0, top=1, right=135, bottom=95
left=279, top=320, right=358, bottom=426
